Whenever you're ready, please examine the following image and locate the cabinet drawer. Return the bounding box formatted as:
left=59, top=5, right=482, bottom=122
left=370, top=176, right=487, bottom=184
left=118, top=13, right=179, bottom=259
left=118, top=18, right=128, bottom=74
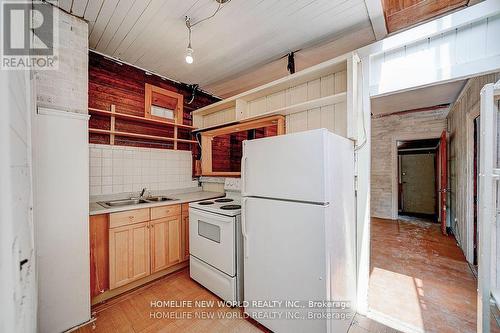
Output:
left=151, top=204, right=181, bottom=220
left=109, top=208, right=150, bottom=228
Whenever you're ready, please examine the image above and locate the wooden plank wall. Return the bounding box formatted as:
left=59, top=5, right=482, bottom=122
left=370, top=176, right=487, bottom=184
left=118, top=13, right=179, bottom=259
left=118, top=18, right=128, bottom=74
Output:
left=447, top=72, right=500, bottom=262
left=383, top=0, right=468, bottom=33
left=285, top=71, right=347, bottom=136
left=88, top=51, right=219, bottom=151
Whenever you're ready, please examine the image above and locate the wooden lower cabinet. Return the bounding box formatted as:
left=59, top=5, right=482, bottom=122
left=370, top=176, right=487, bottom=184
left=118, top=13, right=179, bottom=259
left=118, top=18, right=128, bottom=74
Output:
left=90, top=214, right=109, bottom=298
left=181, top=203, right=190, bottom=261
left=109, top=221, right=150, bottom=289
left=150, top=216, right=181, bottom=273
left=107, top=204, right=186, bottom=292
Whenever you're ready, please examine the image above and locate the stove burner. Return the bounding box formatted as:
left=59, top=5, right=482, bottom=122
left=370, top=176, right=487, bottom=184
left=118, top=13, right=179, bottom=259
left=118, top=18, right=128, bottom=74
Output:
left=198, top=201, right=214, bottom=205
left=220, top=204, right=241, bottom=210
left=215, top=198, right=234, bottom=203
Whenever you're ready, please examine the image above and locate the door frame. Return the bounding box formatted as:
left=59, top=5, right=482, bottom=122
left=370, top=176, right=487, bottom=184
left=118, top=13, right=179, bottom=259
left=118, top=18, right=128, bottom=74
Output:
left=391, top=132, right=443, bottom=220
left=477, top=81, right=499, bottom=332
left=465, top=104, right=480, bottom=263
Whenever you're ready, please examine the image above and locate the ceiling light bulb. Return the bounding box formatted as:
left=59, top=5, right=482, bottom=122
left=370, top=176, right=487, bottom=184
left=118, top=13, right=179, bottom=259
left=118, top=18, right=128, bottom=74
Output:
left=185, top=47, right=194, bottom=64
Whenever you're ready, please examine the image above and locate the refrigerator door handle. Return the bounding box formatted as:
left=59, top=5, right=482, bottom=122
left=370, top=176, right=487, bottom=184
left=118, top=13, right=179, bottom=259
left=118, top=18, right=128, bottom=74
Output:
left=241, top=198, right=249, bottom=258
left=241, top=155, right=247, bottom=195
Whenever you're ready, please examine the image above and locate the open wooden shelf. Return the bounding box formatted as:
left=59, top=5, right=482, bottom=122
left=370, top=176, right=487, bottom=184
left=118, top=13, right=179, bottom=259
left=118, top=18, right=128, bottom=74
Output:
left=192, top=92, right=347, bottom=133
left=89, top=128, right=197, bottom=144
left=89, top=105, right=197, bottom=148
left=191, top=52, right=357, bottom=136
left=193, top=53, right=349, bottom=116
left=88, top=107, right=196, bottom=130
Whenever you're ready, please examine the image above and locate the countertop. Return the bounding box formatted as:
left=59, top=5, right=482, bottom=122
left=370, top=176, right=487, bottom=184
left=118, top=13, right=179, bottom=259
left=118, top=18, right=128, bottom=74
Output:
left=89, top=189, right=224, bottom=216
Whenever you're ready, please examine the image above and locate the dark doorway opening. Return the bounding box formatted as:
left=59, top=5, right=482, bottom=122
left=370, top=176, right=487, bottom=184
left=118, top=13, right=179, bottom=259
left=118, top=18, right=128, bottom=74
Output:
left=397, top=138, right=441, bottom=222
left=473, top=116, right=480, bottom=266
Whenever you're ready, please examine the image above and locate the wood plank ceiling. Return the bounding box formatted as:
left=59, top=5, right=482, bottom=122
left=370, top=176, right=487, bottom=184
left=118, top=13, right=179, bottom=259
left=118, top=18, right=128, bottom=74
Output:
left=54, top=0, right=376, bottom=96
left=382, top=0, right=469, bottom=33
left=55, top=0, right=471, bottom=97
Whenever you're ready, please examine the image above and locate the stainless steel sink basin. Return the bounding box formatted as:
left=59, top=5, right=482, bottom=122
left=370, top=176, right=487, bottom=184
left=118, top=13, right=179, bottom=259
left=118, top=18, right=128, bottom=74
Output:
left=97, top=196, right=178, bottom=208
left=145, top=196, right=177, bottom=202
left=98, top=198, right=149, bottom=207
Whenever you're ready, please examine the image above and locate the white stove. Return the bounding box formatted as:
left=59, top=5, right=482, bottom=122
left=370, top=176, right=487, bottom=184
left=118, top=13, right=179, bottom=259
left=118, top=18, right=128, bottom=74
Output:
left=189, top=178, right=243, bottom=304
left=189, top=196, right=241, bottom=216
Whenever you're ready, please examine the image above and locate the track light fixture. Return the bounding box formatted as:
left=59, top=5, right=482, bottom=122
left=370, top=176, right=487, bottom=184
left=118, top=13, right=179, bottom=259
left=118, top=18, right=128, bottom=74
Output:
left=184, top=0, right=231, bottom=64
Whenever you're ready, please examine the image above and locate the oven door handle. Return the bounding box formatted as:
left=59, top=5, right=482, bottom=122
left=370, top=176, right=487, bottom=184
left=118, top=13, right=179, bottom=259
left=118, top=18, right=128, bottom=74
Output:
left=241, top=198, right=249, bottom=258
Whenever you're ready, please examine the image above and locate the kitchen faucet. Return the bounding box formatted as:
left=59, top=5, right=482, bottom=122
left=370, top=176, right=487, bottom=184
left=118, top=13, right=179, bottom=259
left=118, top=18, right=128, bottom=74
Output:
left=139, top=188, right=147, bottom=198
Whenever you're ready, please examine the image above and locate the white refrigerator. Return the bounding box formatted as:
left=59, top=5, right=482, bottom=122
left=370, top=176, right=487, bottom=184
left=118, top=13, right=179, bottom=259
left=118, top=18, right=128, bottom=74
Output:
left=34, top=108, right=91, bottom=332
left=241, top=129, right=356, bottom=333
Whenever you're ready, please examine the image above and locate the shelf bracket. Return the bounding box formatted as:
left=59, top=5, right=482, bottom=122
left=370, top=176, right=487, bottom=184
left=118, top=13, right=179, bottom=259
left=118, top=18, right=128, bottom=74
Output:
left=110, top=105, right=116, bottom=145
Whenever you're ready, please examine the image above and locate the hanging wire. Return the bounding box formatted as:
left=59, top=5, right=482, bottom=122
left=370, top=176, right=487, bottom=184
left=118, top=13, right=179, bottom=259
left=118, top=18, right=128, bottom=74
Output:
left=354, top=59, right=368, bottom=152
left=187, top=84, right=199, bottom=104
left=186, top=0, right=229, bottom=29
left=185, top=0, right=232, bottom=41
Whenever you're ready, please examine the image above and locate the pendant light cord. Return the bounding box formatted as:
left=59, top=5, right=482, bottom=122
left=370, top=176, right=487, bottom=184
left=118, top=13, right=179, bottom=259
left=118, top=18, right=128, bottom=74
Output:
left=187, top=1, right=222, bottom=28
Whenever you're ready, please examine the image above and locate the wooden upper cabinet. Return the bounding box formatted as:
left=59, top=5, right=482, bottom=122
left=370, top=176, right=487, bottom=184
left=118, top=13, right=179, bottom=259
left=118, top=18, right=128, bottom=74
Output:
left=145, top=83, right=183, bottom=124
left=201, top=115, right=285, bottom=177
left=150, top=216, right=181, bottom=273
left=109, top=221, right=150, bottom=289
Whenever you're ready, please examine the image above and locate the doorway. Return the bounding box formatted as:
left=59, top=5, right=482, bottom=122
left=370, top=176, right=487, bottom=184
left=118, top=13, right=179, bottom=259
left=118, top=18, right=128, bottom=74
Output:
left=397, top=138, right=440, bottom=222
left=473, top=116, right=480, bottom=267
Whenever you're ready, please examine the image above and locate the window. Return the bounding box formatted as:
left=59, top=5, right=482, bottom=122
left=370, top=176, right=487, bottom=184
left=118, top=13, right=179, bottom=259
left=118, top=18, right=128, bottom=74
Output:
left=144, top=83, right=183, bottom=123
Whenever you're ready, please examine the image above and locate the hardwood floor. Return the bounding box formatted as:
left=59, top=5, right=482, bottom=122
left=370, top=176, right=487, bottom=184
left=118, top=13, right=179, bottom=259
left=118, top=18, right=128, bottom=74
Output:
left=369, top=217, right=500, bottom=333
left=77, top=268, right=398, bottom=333
left=77, top=269, right=260, bottom=333
left=78, top=215, right=498, bottom=333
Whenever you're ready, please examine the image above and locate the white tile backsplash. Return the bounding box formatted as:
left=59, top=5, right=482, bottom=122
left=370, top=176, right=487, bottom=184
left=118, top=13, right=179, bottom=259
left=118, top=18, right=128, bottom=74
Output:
left=89, top=144, right=195, bottom=196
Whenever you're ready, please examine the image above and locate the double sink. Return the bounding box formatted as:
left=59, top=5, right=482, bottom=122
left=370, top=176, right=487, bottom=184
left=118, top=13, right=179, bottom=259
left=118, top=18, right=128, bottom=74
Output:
left=98, top=196, right=178, bottom=208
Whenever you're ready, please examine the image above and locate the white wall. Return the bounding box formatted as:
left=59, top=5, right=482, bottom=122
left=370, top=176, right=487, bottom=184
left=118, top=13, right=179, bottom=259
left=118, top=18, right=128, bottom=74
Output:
left=35, top=8, right=88, bottom=114
left=358, top=0, right=500, bottom=98
left=0, top=66, right=36, bottom=332
left=371, top=109, right=447, bottom=219
left=89, top=144, right=196, bottom=196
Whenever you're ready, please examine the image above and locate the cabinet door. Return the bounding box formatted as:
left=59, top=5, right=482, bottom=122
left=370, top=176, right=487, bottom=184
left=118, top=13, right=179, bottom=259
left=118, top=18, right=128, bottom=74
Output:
left=129, top=222, right=151, bottom=281
left=167, top=217, right=181, bottom=265
left=109, top=221, right=150, bottom=289
left=150, top=216, right=181, bottom=273
left=181, top=204, right=189, bottom=262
